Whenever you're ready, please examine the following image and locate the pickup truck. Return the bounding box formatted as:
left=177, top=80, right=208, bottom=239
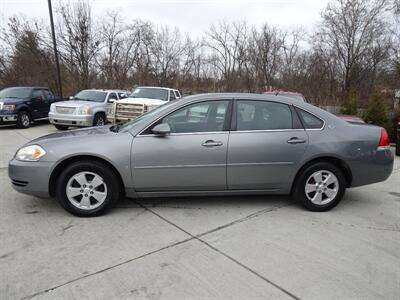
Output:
left=107, top=86, right=181, bottom=124
left=0, top=86, right=62, bottom=128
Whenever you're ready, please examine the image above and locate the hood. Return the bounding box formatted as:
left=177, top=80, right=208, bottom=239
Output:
left=116, top=97, right=167, bottom=106
left=53, top=100, right=101, bottom=108
left=29, top=126, right=113, bottom=145
left=0, top=97, right=28, bottom=104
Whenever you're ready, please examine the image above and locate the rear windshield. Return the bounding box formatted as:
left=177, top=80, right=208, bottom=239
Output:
left=130, top=88, right=168, bottom=101
left=0, top=87, right=32, bottom=98
left=73, top=90, right=107, bottom=102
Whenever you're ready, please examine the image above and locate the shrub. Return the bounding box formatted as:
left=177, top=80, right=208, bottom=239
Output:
left=340, top=88, right=358, bottom=115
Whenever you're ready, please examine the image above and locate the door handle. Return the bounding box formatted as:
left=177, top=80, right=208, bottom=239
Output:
left=287, top=137, right=306, bottom=144
left=202, top=140, right=223, bottom=147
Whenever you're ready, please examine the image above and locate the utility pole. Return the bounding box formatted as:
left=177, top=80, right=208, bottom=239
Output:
left=47, top=0, right=63, bottom=98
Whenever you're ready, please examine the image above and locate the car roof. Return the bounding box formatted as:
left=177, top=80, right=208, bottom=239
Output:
left=81, top=89, right=128, bottom=93
left=135, top=86, right=178, bottom=91
left=4, top=86, right=49, bottom=90
left=181, top=92, right=301, bottom=105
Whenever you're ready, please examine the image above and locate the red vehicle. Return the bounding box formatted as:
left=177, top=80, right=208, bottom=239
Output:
left=263, top=91, right=306, bottom=102
left=336, top=115, right=366, bottom=125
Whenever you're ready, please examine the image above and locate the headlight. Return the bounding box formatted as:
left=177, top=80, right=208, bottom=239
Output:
left=15, top=145, right=46, bottom=161
left=3, top=104, right=16, bottom=111
left=77, top=105, right=90, bottom=115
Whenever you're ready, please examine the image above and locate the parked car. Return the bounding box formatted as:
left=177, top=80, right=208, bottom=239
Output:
left=9, top=93, right=393, bottom=216
left=49, top=89, right=129, bottom=130
left=264, top=91, right=306, bottom=102
left=107, top=86, right=181, bottom=124
left=336, top=115, right=366, bottom=124
left=0, top=87, right=62, bottom=128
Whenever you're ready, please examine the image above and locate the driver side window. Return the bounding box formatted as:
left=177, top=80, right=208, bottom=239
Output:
left=162, top=100, right=229, bottom=133
left=32, top=90, right=44, bottom=100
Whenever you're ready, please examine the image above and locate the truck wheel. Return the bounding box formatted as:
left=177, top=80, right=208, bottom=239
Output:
left=16, top=111, right=31, bottom=129
left=293, top=162, right=346, bottom=212
left=56, top=160, right=120, bottom=217
left=54, top=125, right=69, bottom=131
left=93, top=113, right=105, bottom=126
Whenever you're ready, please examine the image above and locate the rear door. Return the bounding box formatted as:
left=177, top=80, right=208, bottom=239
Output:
left=227, top=99, right=308, bottom=190
left=131, top=100, right=231, bottom=191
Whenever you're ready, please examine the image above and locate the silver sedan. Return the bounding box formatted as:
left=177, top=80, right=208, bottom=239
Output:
left=9, top=93, right=394, bottom=216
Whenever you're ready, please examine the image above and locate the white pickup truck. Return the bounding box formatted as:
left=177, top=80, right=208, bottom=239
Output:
left=107, top=86, right=181, bottom=124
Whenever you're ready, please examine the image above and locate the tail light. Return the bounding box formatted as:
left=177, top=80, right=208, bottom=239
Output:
left=378, top=128, right=390, bottom=149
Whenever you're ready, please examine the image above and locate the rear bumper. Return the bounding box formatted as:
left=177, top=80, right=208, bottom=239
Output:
left=8, top=159, right=54, bottom=198
left=49, top=112, right=93, bottom=127
left=349, top=148, right=394, bottom=187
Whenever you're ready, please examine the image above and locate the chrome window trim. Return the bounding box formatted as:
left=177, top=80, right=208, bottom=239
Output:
left=138, top=131, right=229, bottom=137
left=231, top=128, right=305, bottom=134
left=293, top=104, right=325, bottom=131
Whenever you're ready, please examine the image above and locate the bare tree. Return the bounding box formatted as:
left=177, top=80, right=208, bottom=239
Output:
left=56, top=0, right=101, bottom=90
left=316, top=0, right=389, bottom=100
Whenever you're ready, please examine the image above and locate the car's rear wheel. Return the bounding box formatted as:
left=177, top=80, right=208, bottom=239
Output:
left=56, top=160, right=120, bottom=217
left=54, top=125, right=69, bottom=130
left=93, top=113, right=105, bottom=126
left=293, top=162, right=346, bottom=211
left=16, top=111, right=31, bottom=129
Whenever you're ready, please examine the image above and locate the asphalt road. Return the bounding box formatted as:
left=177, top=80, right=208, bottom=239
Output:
left=0, top=122, right=399, bottom=300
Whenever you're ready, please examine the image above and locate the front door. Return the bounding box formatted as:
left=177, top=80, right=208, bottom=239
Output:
left=131, top=100, right=231, bottom=191
left=227, top=100, right=308, bottom=190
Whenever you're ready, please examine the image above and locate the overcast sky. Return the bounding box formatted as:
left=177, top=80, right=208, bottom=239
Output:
left=0, top=0, right=329, bottom=36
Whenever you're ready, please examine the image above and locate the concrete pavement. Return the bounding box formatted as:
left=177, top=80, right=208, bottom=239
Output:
left=0, top=123, right=399, bottom=300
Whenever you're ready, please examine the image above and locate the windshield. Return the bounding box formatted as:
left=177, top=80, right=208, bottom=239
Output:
left=119, top=100, right=177, bottom=131
left=0, top=87, right=32, bottom=98
left=130, top=87, right=168, bottom=101
left=73, top=90, right=106, bottom=102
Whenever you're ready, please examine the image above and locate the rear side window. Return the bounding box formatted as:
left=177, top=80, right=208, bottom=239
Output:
left=236, top=100, right=292, bottom=131
left=296, top=108, right=324, bottom=129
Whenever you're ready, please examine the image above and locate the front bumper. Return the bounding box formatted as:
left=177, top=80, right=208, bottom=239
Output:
left=49, top=112, right=93, bottom=127
left=0, top=114, right=17, bottom=124
left=350, top=148, right=394, bottom=187
left=8, top=159, right=54, bottom=197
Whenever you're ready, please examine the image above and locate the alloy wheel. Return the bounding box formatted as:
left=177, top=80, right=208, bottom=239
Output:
left=66, top=171, right=107, bottom=210
left=21, top=114, right=30, bottom=127
left=305, top=170, right=339, bottom=205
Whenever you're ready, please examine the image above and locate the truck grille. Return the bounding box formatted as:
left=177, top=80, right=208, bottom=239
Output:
left=115, top=103, right=147, bottom=121
left=56, top=106, right=76, bottom=114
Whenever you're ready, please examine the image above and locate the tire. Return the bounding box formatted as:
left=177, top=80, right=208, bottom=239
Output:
left=93, top=113, right=105, bottom=126
left=293, top=162, right=346, bottom=212
left=16, top=111, right=31, bottom=129
left=54, top=125, right=69, bottom=130
left=56, top=160, right=120, bottom=217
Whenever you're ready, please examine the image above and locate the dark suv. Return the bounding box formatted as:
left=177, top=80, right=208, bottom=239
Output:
left=0, top=87, right=61, bottom=128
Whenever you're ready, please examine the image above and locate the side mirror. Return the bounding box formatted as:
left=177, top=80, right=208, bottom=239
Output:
left=108, top=98, right=116, bottom=103
left=69, top=96, right=74, bottom=100
left=151, top=123, right=171, bottom=135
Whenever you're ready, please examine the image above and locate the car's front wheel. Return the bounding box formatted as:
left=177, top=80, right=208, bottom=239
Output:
left=93, top=113, right=105, bottom=126
left=56, top=160, right=120, bottom=216
left=16, top=111, right=31, bottom=129
left=293, top=162, right=346, bottom=211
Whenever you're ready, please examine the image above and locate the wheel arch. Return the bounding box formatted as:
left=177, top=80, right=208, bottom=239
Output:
left=291, top=156, right=352, bottom=194
left=49, top=155, right=125, bottom=197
